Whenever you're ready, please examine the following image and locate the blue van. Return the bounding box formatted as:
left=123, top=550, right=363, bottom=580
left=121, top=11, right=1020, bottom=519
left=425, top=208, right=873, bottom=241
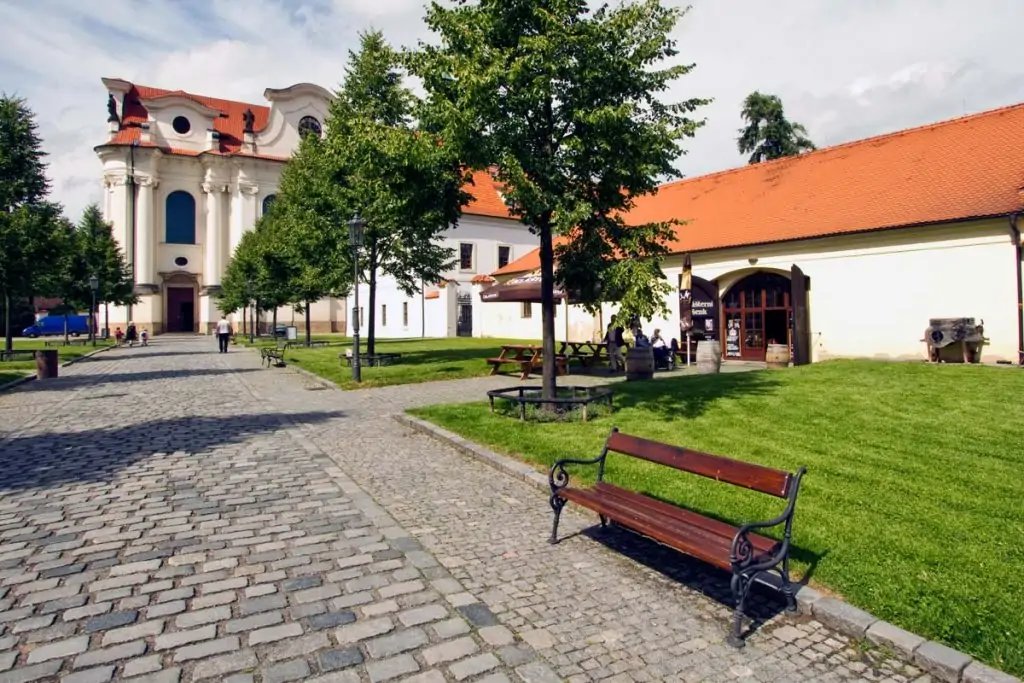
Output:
left=22, top=315, right=92, bottom=338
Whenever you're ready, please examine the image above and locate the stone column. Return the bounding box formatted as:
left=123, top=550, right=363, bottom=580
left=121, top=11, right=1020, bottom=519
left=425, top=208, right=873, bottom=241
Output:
left=202, top=182, right=224, bottom=290
left=135, top=177, right=157, bottom=289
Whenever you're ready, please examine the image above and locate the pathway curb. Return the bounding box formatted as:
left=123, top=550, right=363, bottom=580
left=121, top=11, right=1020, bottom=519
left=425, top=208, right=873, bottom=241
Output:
left=0, top=374, right=35, bottom=393
left=61, top=344, right=113, bottom=367
left=395, top=412, right=1021, bottom=683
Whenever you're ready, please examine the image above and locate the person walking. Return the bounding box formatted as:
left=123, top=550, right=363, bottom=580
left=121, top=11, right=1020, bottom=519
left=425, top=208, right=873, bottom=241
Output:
left=215, top=315, right=232, bottom=354
left=140, top=329, right=149, bottom=347
left=125, top=323, right=138, bottom=348
left=114, top=326, right=124, bottom=347
left=604, top=321, right=619, bottom=372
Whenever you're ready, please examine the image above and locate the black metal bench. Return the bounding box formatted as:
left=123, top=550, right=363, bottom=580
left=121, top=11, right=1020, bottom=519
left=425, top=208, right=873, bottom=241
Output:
left=339, top=352, right=402, bottom=367
left=261, top=341, right=290, bottom=367
left=548, top=428, right=806, bottom=647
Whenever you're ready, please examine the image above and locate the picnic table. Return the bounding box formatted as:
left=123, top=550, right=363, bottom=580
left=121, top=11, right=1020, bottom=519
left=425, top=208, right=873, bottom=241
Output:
left=557, top=341, right=608, bottom=368
left=486, top=344, right=567, bottom=380
left=339, top=351, right=402, bottom=367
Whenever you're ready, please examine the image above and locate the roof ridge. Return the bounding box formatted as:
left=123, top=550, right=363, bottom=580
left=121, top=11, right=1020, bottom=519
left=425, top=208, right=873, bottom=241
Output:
left=133, top=82, right=269, bottom=114
left=657, top=99, right=1024, bottom=191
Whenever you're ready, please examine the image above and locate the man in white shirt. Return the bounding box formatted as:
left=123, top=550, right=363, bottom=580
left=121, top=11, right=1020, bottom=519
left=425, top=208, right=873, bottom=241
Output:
left=215, top=315, right=232, bottom=353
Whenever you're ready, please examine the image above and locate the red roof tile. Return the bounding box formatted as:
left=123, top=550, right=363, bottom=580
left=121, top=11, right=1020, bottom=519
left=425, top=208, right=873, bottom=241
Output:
left=463, top=170, right=515, bottom=219
left=492, top=102, right=1024, bottom=275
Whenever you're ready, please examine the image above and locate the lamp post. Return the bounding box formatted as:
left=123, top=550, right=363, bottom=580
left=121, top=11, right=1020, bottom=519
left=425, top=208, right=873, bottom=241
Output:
left=348, top=214, right=366, bottom=382
left=246, top=277, right=255, bottom=344
left=88, top=275, right=99, bottom=347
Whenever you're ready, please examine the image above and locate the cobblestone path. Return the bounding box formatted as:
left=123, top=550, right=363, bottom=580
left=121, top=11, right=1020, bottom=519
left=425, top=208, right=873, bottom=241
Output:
left=0, top=337, right=925, bottom=682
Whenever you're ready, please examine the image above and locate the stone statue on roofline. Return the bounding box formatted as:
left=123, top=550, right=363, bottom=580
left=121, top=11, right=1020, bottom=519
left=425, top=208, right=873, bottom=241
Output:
left=107, top=94, right=119, bottom=124
left=243, top=108, right=255, bottom=134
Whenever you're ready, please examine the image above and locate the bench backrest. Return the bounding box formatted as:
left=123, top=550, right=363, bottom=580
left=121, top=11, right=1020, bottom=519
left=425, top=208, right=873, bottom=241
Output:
left=605, top=430, right=793, bottom=498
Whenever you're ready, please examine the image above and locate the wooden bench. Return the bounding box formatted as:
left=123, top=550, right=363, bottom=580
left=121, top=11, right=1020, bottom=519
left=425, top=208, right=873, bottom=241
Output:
left=486, top=344, right=567, bottom=380
left=260, top=341, right=290, bottom=367
left=0, top=350, right=38, bottom=362
left=558, top=341, right=608, bottom=368
left=548, top=428, right=806, bottom=647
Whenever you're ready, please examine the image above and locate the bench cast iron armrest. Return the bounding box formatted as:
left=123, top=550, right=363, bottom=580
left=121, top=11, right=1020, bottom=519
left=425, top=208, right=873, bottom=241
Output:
left=729, top=467, right=806, bottom=569
left=548, top=453, right=607, bottom=496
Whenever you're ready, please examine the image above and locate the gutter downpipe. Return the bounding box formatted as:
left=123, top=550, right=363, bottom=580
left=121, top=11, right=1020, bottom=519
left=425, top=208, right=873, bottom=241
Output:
left=1010, top=212, right=1023, bottom=365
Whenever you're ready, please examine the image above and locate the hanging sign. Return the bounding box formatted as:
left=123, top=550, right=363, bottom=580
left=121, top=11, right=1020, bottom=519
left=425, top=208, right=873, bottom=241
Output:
left=680, top=274, right=719, bottom=341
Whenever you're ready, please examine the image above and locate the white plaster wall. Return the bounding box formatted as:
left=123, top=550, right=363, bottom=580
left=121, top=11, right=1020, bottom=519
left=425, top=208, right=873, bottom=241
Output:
left=667, top=220, right=1019, bottom=363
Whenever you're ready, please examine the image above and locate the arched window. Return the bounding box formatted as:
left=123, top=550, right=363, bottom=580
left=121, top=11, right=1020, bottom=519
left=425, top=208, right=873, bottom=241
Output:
left=165, top=191, right=196, bottom=244
left=262, top=194, right=276, bottom=216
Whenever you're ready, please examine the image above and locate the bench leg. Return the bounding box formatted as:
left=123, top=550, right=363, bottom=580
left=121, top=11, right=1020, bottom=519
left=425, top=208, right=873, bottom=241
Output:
left=780, top=557, right=797, bottom=613
left=548, top=496, right=566, bottom=544
left=727, top=572, right=755, bottom=648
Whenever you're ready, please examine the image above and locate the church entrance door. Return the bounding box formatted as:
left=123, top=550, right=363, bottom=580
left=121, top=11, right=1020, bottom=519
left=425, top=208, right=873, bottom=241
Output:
left=166, top=287, right=195, bottom=332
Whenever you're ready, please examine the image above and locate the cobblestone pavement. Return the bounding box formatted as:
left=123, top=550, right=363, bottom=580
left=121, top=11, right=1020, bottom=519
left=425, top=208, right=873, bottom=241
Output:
left=0, top=337, right=926, bottom=682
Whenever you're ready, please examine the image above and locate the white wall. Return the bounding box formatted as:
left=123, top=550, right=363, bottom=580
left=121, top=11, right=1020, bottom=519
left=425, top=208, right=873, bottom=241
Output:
left=671, top=220, right=1019, bottom=363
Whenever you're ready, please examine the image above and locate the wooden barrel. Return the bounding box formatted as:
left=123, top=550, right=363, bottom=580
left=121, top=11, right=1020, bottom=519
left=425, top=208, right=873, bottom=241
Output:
left=766, top=343, right=790, bottom=369
left=695, top=340, right=721, bottom=374
left=625, top=347, right=654, bottom=381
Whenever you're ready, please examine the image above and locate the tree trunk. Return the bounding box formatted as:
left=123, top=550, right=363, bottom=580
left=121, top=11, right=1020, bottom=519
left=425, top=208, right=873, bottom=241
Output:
left=242, top=306, right=247, bottom=338
left=538, top=214, right=557, bottom=401
left=3, top=291, right=11, bottom=353
left=255, top=299, right=261, bottom=337
left=304, top=299, right=312, bottom=347
left=272, top=307, right=278, bottom=338
left=367, top=242, right=377, bottom=356
left=63, top=313, right=69, bottom=345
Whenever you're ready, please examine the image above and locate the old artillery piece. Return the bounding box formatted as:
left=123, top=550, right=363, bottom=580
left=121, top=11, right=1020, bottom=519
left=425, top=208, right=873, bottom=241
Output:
left=922, top=317, right=987, bottom=363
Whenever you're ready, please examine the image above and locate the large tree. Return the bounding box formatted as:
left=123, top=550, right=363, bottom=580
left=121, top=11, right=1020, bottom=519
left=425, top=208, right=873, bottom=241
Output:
left=219, top=216, right=293, bottom=340
left=0, top=95, right=63, bottom=352
left=737, top=91, right=815, bottom=163
left=325, top=30, right=466, bottom=355
left=411, top=0, right=707, bottom=399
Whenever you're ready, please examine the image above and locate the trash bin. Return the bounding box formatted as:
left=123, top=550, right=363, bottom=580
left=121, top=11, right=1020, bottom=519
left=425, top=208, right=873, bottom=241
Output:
left=285, top=326, right=298, bottom=341
left=35, top=349, right=58, bottom=379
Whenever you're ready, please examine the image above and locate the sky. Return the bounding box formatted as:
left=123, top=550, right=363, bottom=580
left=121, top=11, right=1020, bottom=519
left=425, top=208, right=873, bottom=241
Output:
left=2, top=0, right=1024, bottom=221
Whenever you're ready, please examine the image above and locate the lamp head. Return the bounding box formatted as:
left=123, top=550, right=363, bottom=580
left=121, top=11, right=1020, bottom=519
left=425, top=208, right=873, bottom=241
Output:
left=347, top=214, right=366, bottom=247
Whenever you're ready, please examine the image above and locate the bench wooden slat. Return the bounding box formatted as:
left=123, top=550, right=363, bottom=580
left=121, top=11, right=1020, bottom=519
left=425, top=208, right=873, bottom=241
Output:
left=606, top=432, right=791, bottom=498
left=591, top=483, right=778, bottom=555
left=560, top=487, right=775, bottom=570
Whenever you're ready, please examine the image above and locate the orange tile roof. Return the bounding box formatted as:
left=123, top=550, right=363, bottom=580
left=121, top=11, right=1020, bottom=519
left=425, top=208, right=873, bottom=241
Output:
left=471, top=274, right=496, bottom=284
left=102, top=82, right=513, bottom=219
left=463, top=169, right=515, bottom=219
left=492, top=102, right=1024, bottom=275
left=107, top=83, right=272, bottom=157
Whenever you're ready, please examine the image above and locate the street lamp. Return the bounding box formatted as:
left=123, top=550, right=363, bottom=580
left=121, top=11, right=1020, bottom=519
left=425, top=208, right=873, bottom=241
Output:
left=88, top=275, right=99, bottom=347
left=348, top=214, right=366, bottom=382
left=246, top=277, right=255, bottom=344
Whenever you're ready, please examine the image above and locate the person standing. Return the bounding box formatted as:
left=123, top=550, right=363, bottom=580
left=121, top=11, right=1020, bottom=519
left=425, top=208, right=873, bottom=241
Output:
left=216, top=315, right=232, bottom=353
left=604, top=321, right=619, bottom=372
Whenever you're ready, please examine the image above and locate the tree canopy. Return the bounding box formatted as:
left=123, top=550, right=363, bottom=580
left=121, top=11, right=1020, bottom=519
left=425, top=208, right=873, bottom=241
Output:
left=410, top=0, right=707, bottom=397
left=271, top=30, right=468, bottom=353
left=0, top=94, right=65, bottom=351
left=737, top=91, right=815, bottom=163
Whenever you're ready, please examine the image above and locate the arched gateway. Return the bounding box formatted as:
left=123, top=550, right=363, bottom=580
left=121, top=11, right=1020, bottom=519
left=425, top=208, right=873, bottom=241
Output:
left=718, top=268, right=810, bottom=363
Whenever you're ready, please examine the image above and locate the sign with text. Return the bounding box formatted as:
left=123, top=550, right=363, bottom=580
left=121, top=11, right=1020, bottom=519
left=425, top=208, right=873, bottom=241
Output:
left=678, top=275, right=719, bottom=341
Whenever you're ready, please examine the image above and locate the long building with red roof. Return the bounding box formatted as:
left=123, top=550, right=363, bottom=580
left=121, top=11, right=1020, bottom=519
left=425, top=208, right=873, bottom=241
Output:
left=481, top=103, right=1024, bottom=363
left=95, top=78, right=526, bottom=336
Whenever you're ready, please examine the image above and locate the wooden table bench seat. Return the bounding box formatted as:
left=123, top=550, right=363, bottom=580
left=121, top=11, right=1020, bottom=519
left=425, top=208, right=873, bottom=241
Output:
left=486, top=344, right=567, bottom=380
left=548, top=428, right=806, bottom=647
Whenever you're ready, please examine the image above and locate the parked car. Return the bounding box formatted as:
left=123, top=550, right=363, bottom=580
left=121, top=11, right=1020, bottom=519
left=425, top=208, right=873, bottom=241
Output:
left=22, top=314, right=92, bottom=338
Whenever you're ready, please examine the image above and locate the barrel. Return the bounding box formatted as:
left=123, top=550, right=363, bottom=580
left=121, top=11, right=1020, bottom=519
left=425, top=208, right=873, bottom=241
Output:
left=35, top=349, right=58, bottom=379
left=625, top=347, right=654, bottom=381
left=766, top=343, right=790, bottom=369
left=695, top=340, right=721, bottom=374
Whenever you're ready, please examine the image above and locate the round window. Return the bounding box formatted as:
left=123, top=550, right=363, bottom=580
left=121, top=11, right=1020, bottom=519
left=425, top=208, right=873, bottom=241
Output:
left=174, top=256, right=188, bottom=267
left=298, top=116, right=322, bottom=138
left=172, top=116, right=191, bottom=135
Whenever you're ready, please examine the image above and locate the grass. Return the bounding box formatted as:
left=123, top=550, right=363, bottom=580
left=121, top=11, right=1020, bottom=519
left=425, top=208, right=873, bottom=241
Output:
left=411, top=360, right=1024, bottom=677
left=0, top=338, right=114, bottom=385
left=242, top=335, right=540, bottom=390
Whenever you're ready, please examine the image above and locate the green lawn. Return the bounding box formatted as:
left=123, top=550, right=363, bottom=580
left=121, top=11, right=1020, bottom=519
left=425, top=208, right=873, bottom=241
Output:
left=0, top=338, right=113, bottom=385
left=245, top=335, right=539, bottom=390
left=412, top=360, right=1024, bottom=677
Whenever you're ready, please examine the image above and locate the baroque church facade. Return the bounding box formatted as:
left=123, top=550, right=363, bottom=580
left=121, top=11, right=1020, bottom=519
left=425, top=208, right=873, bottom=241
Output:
left=95, top=78, right=532, bottom=337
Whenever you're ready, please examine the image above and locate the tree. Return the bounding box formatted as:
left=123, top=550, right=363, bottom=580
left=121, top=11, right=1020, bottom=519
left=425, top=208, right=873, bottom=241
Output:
left=737, top=91, right=815, bottom=164
left=219, top=216, right=292, bottom=339
left=78, top=204, right=136, bottom=314
left=0, top=95, right=63, bottom=352
left=411, top=0, right=707, bottom=399
left=274, top=30, right=467, bottom=354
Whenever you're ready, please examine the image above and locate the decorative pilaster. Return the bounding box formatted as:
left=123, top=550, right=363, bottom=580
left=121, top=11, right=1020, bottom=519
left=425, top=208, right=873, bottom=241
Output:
left=134, top=177, right=158, bottom=292
left=201, top=181, right=225, bottom=294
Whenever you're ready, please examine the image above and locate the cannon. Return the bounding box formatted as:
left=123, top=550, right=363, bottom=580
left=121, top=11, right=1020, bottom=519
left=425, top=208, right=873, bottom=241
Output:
left=922, top=318, right=987, bottom=363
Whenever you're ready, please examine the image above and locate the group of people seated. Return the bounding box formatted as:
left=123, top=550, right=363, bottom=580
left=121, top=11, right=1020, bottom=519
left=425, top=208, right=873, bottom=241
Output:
left=603, top=320, right=683, bottom=371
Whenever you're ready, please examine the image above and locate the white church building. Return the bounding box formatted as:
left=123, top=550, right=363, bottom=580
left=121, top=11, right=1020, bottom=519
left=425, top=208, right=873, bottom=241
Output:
left=95, top=78, right=534, bottom=336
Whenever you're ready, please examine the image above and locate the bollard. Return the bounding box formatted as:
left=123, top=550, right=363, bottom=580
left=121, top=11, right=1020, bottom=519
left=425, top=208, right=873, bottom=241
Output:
left=35, top=349, right=58, bottom=379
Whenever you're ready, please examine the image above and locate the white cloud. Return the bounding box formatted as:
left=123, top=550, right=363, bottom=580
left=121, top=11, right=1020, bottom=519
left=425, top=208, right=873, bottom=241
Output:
left=2, top=0, right=1024, bottom=219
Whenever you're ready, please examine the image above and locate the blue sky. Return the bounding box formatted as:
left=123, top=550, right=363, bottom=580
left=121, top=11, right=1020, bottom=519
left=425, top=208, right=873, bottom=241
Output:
left=3, top=0, right=1024, bottom=220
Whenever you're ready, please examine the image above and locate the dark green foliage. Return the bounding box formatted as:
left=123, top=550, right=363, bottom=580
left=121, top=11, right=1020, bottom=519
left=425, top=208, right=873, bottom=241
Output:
left=737, top=91, right=815, bottom=163
left=410, top=0, right=707, bottom=397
